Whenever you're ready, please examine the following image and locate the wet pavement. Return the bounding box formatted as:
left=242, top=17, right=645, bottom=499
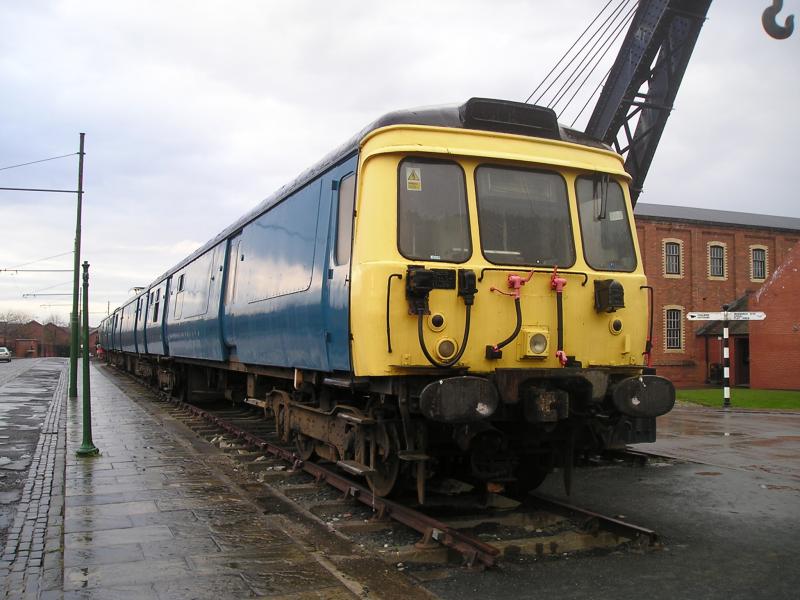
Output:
left=54, top=364, right=367, bottom=599
left=424, top=405, right=800, bottom=600
left=14, top=361, right=431, bottom=600
left=641, top=403, right=800, bottom=481
left=0, top=359, right=63, bottom=552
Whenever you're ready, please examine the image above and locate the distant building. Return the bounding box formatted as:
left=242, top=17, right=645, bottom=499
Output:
left=634, top=203, right=800, bottom=389
left=0, top=320, right=71, bottom=358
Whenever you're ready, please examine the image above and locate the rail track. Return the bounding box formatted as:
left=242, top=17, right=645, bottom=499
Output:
left=108, top=366, right=661, bottom=571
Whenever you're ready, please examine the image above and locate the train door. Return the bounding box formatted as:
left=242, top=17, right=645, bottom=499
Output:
left=134, top=296, right=143, bottom=353
left=323, top=158, right=357, bottom=372
left=221, top=233, right=241, bottom=354
left=161, top=279, right=171, bottom=356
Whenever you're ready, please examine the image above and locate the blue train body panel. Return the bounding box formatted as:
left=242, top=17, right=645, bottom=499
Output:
left=221, top=155, right=356, bottom=372
left=319, top=159, right=357, bottom=371
left=109, top=310, right=120, bottom=351
left=165, top=241, right=226, bottom=361
left=105, top=153, right=357, bottom=375
left=143, top=279, right=170, bottom=356
left=119, top=298, right=140, bottom=353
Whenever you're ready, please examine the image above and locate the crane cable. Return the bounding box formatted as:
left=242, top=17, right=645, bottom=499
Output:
left=525, top=0, right=637, bottom=121
left=535, top=0, right=632, bottom=108
left=552, top=4, right=637, bottom=117
left=525, top=0, right=618, bottom=104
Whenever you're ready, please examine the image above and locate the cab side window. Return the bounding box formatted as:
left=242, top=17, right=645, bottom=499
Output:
left=335, top=174, right=356, bottom=266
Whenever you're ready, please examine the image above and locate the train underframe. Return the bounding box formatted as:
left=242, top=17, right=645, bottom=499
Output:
left=108, top=351, right=674, bottom=502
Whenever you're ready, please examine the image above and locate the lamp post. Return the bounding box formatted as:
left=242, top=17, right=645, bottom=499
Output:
left=76, top=261, right=99, bottom=457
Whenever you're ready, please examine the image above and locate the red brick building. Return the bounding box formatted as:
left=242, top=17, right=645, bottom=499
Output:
left=634, top=203, right=800, bottom=388
left=0, top=320, right=71, bottom=358
left=749, top=243, right=800, bottom=389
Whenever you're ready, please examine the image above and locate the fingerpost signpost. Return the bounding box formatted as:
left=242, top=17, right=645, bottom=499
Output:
left=687, top=306, right=766, bottom=408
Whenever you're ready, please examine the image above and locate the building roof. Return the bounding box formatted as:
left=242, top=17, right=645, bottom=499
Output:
left=635, top=203, right=800, bottom=233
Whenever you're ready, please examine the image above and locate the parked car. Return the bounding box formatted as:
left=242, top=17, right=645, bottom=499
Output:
left=0, top=347, right=11, bottom=362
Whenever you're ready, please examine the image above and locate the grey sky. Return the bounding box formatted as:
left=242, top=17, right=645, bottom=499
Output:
left=1, top=0, right=798, bottom=326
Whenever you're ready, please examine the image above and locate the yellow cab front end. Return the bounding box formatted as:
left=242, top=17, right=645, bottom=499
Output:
left=348, top=104, right=674, bottom=485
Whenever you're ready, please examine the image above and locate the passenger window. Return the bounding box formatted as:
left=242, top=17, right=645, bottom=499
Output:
left=397, top=159, right=470, bottom=263
left=335, top=174, right=356, bottom=266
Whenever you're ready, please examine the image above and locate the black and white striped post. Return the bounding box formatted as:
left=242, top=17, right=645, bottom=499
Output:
left=721, top=304, right=731, bottom=409
left=687, top=308, right=766, bottom=409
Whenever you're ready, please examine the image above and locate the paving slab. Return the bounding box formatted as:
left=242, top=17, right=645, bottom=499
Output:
left=1, top=360, right=368, bottom=599
left=55, top=363, right=361, bottom=599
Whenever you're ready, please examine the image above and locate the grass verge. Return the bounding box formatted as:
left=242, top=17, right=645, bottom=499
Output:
left=677, top=388, right=800, bottom=410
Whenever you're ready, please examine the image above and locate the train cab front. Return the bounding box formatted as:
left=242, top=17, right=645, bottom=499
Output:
left=348, top=114, right=677, bottom=496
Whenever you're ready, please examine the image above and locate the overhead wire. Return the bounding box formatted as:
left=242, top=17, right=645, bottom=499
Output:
left=1, top=251, right=73, bottom=271
left=0, top=152, right=78, bottom=172
left=28, top=281, right=73, bottom=294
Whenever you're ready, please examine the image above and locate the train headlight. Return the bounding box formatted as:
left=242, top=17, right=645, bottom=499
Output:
left=436, top=338, right=458, bottom=361
left=530, top=334, right=548, bottom=354
left=521, top=329, right=549, bottom=358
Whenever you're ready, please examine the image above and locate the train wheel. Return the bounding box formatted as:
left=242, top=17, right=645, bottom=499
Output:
left=507, top=464, right=549, bottom=499
left=366, top=422, right=400, bottom=497
left=294, top=433, right=315, bottom=461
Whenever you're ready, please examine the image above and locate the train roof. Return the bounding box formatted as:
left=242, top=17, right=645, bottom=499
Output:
left=135, top=98, right=611, bottom=301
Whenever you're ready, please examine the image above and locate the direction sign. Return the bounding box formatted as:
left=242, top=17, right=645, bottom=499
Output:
left=687, top=311, right=766, bottom=321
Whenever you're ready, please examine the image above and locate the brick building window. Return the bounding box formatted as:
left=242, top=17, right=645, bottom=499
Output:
left=750, top=246, right=768, bottom=281
left=664, top=306, right=684, bottom=351
left=707, top=242, right=727, bottom=279
left=664, top=241, right=681, bottom=275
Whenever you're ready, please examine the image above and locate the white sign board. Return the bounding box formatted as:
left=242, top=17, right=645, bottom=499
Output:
left=687, top=311, right=766, bottom=321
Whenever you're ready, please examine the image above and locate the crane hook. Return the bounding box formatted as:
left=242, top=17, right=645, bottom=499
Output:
left=762, top=0, right=795, bottom=39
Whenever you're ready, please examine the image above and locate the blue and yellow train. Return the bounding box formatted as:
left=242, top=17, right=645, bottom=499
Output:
left=100, top=98, right=674, bottom=500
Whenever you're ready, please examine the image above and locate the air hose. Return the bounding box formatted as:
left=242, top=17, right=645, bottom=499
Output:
left=486, top=271, right=533, bottom=359
left=405, top=268, right=477, bottom=369
left=417, top=305, right=472, bottom=368
left=491, top=297, right=522, bottom=353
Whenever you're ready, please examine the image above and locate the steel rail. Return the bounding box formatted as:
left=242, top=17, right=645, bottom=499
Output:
left=162, top=394, right=500, bottom=569
left=530, top=492, right=659, bottom=545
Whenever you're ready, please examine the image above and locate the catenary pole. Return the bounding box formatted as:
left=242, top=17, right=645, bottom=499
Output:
left=77, top=261, right=99, bottom=457
left=69, top=133, right=85, bottom=399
